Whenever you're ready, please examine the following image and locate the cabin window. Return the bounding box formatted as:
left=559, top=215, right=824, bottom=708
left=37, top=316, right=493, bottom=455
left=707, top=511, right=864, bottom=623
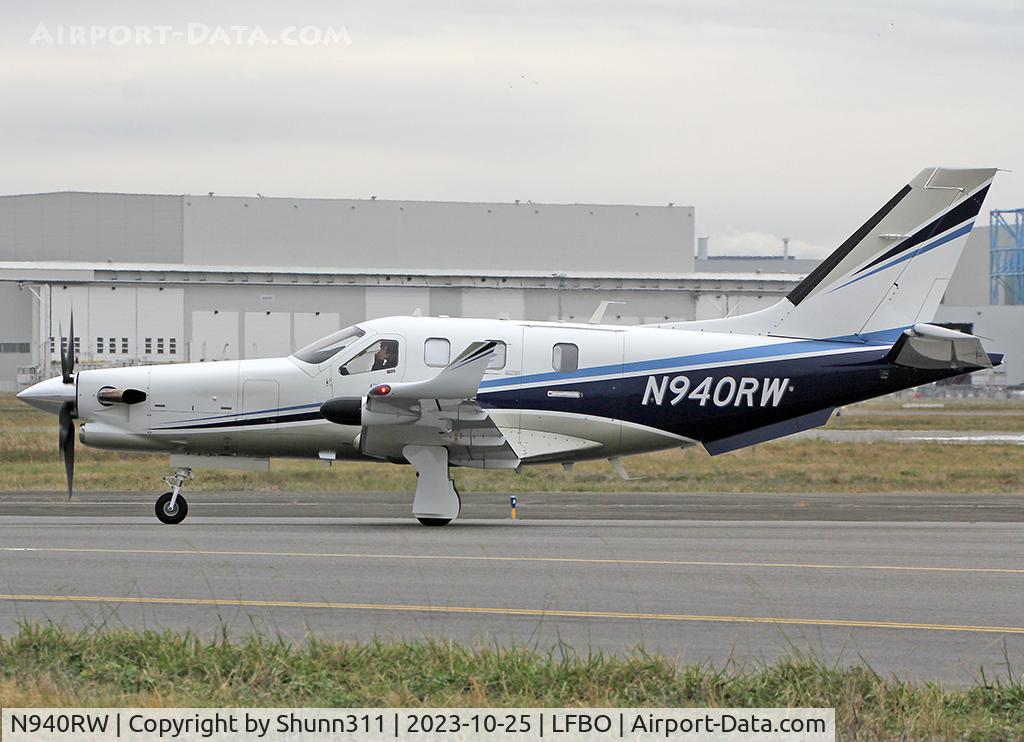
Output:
left=487, top=341, right=507, bottom=370
left=339, top=339, right=400, bottom=376
left=552, top=343, right=578, bottom=373
left=424, top=337, right=451, bottom=367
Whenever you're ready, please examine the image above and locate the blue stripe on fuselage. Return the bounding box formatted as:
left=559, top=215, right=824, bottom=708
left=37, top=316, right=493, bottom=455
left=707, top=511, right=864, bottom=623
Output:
left=479, top=345, right=960, bottom=444
left=163, top=401, right=321, bottom=425
left=479, top=331, right=900, bottom=391
left=161, top=329, right=908, bottom=425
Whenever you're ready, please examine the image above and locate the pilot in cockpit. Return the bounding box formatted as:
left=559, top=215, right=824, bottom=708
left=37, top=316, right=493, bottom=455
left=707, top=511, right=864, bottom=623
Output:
left=371, top=340, right=399, bottom=371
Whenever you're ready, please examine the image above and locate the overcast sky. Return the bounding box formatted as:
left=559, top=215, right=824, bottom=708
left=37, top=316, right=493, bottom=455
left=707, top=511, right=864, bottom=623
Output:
left=1, top=1, right=1021, bottom=258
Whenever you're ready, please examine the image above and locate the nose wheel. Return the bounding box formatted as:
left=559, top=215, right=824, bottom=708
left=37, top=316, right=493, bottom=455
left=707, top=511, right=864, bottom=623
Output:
left=155, top=466, right=192, bottom=525
left=155, top=492, right=188, bottom=524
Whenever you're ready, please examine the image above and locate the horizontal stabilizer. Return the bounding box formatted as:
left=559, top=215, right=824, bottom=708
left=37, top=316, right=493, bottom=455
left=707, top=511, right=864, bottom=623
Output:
left=886, top=325, right=992, bottom=370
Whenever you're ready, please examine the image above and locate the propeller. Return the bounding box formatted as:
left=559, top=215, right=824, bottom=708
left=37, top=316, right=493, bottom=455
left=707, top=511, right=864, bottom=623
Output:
left=59, top=400, right=75, bottom=499
left=58, top=313, right=77, bottom=499
left=61, top=313, right=74, bottom=383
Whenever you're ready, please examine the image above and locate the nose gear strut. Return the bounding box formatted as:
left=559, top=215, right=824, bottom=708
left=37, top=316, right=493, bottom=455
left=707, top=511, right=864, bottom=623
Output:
left=155, top=466, right=192, bottom=525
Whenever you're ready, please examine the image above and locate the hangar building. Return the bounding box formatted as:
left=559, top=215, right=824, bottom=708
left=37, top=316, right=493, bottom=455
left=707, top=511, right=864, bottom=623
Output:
left=2, top=191, right=1017, bottom=392
left=0, top=192, right=795, bottom=391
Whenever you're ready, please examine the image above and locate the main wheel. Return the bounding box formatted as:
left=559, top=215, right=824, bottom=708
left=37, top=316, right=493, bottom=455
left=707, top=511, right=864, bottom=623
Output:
left=155, top=492, right=188, bottom=525
left=417, top=517, right=452, bottom=527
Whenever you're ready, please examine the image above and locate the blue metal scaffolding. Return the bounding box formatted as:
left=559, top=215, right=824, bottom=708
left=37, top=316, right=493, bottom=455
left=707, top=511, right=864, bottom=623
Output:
left=990, top=208, right=1024, bottom=305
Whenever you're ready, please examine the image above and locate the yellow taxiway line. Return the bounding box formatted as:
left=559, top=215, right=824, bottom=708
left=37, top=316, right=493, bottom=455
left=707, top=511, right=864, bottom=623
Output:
left=1, top=593, right=1022, bottom=635
left=2, top=545, right=1023, bottom=575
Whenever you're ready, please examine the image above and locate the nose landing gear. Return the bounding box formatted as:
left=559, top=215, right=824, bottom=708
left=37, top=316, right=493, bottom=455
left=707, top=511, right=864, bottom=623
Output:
left=155, top=466, right=192, bottom=525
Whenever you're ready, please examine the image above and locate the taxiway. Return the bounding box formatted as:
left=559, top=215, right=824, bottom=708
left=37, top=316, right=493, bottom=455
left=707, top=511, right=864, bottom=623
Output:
left=1, top=490, right=1023, bottom=685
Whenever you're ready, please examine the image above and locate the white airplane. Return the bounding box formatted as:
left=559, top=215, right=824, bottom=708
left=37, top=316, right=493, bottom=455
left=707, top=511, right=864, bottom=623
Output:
left=19, top=167, right=1000, bottom=526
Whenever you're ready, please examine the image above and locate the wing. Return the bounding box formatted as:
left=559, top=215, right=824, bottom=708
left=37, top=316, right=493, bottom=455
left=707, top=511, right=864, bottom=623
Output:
left=337, top=341, right=522, bottom=469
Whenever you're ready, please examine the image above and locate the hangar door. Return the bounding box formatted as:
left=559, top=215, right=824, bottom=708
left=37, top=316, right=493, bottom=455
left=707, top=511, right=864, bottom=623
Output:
left=191, top=311, right=239, bottom=361
left=244, top=312, right=291, bottom=358
left=293, top=312, right=340, bottom=352
left=365, top=287, right=430, bottom=320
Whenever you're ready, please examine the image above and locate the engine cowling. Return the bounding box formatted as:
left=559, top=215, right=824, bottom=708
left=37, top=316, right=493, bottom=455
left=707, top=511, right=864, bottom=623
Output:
left=320, top=397, right=362, bottom=426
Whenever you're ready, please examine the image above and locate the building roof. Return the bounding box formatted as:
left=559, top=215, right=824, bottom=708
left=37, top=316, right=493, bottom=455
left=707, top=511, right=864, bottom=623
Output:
left=0, top=190, right=691, bottom=210
left=0, top=261, right=802, bottom=293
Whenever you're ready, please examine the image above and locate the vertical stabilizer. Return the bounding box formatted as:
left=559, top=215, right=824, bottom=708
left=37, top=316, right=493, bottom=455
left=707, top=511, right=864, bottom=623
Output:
left=664, top=167, right=996, bottom=341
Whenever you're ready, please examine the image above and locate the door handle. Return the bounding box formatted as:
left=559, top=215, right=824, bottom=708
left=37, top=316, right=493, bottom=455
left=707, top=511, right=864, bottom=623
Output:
left=547, top=390, right=582, bottom=399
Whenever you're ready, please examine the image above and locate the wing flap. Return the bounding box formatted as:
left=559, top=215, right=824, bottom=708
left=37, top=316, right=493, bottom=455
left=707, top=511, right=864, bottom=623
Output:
left=349, top=341, right=520, bottom=467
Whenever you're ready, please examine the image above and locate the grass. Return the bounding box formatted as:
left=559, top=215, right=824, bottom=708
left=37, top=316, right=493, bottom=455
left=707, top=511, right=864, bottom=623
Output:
left=826, top=414, right=1024, bottom=432
left=1, top=624, right=1023, bottom=740
left=841, top=397, right=1024, bottom=414
left=2, top=394, right=1023, bottom=494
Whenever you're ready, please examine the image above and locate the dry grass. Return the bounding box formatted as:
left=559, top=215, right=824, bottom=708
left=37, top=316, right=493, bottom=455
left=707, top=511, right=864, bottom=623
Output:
left=1, top=624, right=1023, bottom=740
left=826, top=415, right=1024, bottom=431
left=2, top=394, right=1022, bottom=494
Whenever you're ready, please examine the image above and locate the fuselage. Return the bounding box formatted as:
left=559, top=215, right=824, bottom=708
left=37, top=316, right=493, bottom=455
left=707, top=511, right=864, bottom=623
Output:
left=26, top=315, right=963, bottom=466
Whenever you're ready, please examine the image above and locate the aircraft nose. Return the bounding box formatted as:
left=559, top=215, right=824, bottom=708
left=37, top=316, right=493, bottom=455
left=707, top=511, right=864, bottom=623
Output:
left=17, top=375, right=76, bottom=414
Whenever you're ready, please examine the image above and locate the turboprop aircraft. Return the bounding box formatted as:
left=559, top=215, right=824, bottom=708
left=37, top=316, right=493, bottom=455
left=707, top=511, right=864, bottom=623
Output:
left=18, top=167, right=1001, bottom=526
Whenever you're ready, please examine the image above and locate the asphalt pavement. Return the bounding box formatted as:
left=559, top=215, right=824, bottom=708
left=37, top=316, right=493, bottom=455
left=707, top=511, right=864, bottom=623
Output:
left=2, top=491, right=1024, bottom=686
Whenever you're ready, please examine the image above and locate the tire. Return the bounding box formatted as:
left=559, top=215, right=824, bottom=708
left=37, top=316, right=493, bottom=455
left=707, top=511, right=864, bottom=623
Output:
left=155, top=492, right=188, bottom=525
left=414, top=481, right=460, bottom=526
left=417, top=517, right=452, bottom=527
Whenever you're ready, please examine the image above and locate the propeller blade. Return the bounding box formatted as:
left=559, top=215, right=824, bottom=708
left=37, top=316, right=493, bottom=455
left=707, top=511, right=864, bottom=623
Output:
left=58, top=402, right=75, bottom=499
left=58, top=322, right=67, bottom=383
left=61, top=312, right=75, bottom=384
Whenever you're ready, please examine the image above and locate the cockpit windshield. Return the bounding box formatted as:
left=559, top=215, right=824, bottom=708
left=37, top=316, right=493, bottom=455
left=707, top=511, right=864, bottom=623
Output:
left=292, top=325, right=366, bottom=364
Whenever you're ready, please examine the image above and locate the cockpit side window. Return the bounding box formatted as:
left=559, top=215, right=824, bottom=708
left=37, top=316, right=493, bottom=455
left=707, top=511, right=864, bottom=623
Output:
left=339, top=339, right=400, bottom=376
left=292, top=325, right=366, bottom=365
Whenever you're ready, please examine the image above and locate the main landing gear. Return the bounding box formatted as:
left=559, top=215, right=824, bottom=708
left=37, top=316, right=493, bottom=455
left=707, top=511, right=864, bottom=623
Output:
left=155, top=466, right=192, bottom=525
left=404, top=445, right=461, bottom=527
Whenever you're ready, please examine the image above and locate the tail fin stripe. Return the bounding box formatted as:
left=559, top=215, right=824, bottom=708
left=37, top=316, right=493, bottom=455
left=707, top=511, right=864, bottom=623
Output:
left=660, top=167, right=996, bottom=341
left=828, top=220, right=975, bottom=293
left=853, top=184, right=990, bottom=275
left=787, top=184, right=912, bottom=306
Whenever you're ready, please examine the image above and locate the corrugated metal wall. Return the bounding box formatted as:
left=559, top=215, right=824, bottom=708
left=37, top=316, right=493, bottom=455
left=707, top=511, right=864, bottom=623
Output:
left=180, top=196, right=694, bottom=274
left=0, top=192, right=183, bottom=263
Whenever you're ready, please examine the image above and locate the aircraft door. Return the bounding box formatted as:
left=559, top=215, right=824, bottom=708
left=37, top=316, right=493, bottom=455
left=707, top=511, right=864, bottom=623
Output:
left=521, top=327, right=624, bottom=449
